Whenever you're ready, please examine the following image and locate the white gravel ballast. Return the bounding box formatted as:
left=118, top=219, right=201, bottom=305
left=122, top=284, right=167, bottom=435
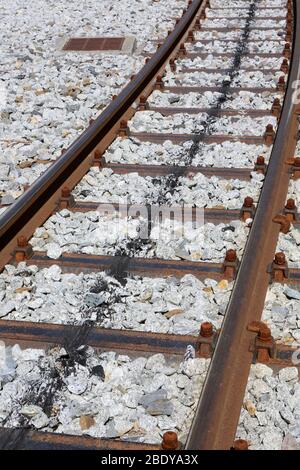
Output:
left=211, top=0, right=286, bottom=7
left=262, top=284, right=300, bottom=346
left=276, top=227, right=300, bottom=268
left=0, top=263, right=232, bottom=334
left=203, top=19, right=285, bottom=29
left=164, top=71, right=282, bottom=89
left=148, top=90, right=282, bottom=110
left=207, top=8, right=285, bottom=19
left=178, top=56, right=286, bottom=70
left=29, top=210, right=249, bottom=262
left=73, top=168, right=264, bottom=207
left=188, top=41, right=284, bottom=55
left=194, top=30, right=285, bottom=41
left=236, top=364, right=300, bottom=450
left=129, top=111, right=277, bottom=135
left=287, top=179, right=300, bottom=207
left=104, top=138, right=271, bottom=167
left=0, top=342, right=210, bottom=444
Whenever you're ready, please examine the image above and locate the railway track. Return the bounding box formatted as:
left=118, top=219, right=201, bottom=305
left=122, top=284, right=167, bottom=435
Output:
left=0, top=0, right=300, bottom=451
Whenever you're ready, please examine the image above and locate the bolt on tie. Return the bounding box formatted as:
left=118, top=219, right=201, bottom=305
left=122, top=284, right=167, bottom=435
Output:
left=267, top=252, right=289, bottom=283
left=15, top=236, right=33, bottom=262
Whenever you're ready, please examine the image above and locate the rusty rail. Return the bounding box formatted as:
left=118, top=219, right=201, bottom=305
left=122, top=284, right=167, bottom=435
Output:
left=186, top=0, right=300, bottom=450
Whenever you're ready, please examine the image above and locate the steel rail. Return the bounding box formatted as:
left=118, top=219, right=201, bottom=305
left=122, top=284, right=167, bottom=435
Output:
left=0, top=0, right=205, bottom=261
left=186, top=0, right=300, bottom=450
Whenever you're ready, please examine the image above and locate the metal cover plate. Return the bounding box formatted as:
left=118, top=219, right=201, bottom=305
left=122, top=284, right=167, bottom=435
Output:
left=61, top=37, right=135, bottom=53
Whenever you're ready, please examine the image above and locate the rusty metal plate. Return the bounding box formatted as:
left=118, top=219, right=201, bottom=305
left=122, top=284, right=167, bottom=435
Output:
left=63, top=37, right=125, bottom=51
